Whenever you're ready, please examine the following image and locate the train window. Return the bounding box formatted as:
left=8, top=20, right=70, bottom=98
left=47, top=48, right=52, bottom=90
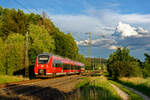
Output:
left=56, top=64, right=58, bottom=67
left=78, top=66, right=80, bottom=70
left=38, top=55, right=49, bottom=64
left=53, top=63, right=62, bottom=67
left=56, top=63, right=60, bottom=67
left=72, top=65, right=74, bottom=70
left=53, top=63, right=56, bottom=67
left=58, top=63, right=61, bottom=67
left=67, top=64, right=68, bottom=69
left=60, top=63, right=63, bottom=67
left=75, top=66, right=78, bottom=70
left=67, top=64, right=69, bottom=69
left=63, top=64, right=67, bottom=70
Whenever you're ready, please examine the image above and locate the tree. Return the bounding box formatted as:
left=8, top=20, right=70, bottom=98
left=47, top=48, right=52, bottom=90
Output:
left=38, top=12, right=55, bottom=33
left=28, top=24, right=55, bottom=64
left=76, top=53, right=86, bottom=63
left=0, top=38, right=5, bottom=74
left=0, top=6, right=86, bottom=75
left=27, top=13, right=41, bottom=25
left=4, top=33, right=25, bottom=75
left=107, top=48, right=142, bottom=78
left=143, top=53, right=150, bottom=77
left=64, top=33, right=78, bottom=59
left=0, top=17, right=4, bottom=38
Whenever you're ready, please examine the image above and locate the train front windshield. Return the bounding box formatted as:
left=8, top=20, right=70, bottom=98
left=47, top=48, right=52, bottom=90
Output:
left=38, top=55, right=49, bottom=64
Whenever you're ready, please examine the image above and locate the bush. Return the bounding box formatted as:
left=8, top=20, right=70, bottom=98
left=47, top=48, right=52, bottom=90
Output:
left=107, top=48, right=142, bottom=79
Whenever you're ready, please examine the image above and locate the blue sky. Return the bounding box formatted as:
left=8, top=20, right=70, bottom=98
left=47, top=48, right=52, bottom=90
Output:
left=1, top=0, right=150, bottom=60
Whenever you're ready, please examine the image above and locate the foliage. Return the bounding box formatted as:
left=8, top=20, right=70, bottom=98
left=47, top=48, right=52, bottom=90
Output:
left=0, top=7, right=42, bottom=38
left=76, top=53, right=86, bottom=64
left=64, top=33, right=78, bottom=59
left=38, top=12, right=55, bottom=33
left=107, top=48, right=142, bottom=78
left=52, top=29, right=84, bottom=62
left=143, top=53, right=150, bottom=77
left=0, top=17, right=4, bottom=37
left=85, top=58, right=107, bottom=70
left=0, top=38, right=5, bottom=74
left=28, top=24, right=55, bottom=64
left=4, top=33, right=25, bottom=75
left=0, top=6, right=86, bottom=75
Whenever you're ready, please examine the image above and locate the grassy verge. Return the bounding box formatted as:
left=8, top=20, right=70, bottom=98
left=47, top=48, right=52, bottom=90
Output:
left=109, top=80, right=144, bottom=100
left=75, top=76, right=122, bottom=100
left=76, top=77, right=89, bottom=88
left=0, top=75, right=28, bottom=84
left=118, top=77, right=150, bottom=97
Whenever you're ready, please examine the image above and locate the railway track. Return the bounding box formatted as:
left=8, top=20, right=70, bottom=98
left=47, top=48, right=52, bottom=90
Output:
left=0, top=75, right=82, bottom=100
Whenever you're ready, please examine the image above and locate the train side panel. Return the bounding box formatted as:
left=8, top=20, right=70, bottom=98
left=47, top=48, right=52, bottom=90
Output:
left=34, top=53, right=85, bottom=77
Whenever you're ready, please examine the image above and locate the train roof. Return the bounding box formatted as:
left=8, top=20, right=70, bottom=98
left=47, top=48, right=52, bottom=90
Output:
left=37, top=53, right=84, bottom=66
left=38, top=53, right=52, bottom=56
left=52, top=55, right=84, bottom=66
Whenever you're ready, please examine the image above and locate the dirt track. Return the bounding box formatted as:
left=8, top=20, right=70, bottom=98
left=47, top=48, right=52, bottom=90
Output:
left=122, top=85, right=150, bottom=100
left=0, top=75, right=82, bottom=100
left=110, top=83, right=129, bottom=100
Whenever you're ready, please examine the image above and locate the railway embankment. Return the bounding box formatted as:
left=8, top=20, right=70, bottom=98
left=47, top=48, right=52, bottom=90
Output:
left=0, top=75, right=82, bottom=100
left=0, top=73, right=148, bottom=100
left=0, top=75, right=28, bottom=84
left=67, top=76, right=122, bottom=100
left=67, top=75, right=147, bottom=100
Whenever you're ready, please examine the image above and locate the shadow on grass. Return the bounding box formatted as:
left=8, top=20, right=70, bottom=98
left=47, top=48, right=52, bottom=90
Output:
left=0, top=81, right=121, bottom=100
left=0, top=84, right=66, bottom=100
left=13, top=64, right=35, bottom=79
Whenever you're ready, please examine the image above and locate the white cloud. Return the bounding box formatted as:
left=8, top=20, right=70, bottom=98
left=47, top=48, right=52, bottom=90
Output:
left=136, top=27, right=149, bottom=35
left=48, top=9, right=150, bottom=51
left=76, top=40, right=88, bottom=46
left=76, top=38, right=117, bottom=50
left=116, top=22, right=139, bottom=37
left=49, top=9, right=150, bottom=37
left=108, top=45, right=118, bottom=50
left=114, top=22, right=150, bottom=38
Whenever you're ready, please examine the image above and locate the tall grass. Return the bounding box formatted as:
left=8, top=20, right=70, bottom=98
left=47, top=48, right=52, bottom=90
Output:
left=119, top=77, right=150, bottom=97
left=0, top=75, right=28, bottom=84
left=71, top=76, right=122, bottom=100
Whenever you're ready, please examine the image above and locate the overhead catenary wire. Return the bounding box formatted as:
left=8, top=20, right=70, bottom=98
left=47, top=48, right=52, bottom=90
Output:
left=13, top=0, right=90, bottom=62
left=13, top=0, right=33, bottom=13
left=70, top=32, right=89, bottom=54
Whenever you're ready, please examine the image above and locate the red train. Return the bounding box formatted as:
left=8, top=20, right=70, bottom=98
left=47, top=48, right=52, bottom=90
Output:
left=34, top=53, right=85, bottom=77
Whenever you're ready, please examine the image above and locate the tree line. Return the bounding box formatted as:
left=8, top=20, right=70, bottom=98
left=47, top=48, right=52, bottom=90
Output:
left=0, top=6, right=86, bottom=75
left=85, top=58, right=107, bottom=70
left=107, top=47, right=150, bottom=79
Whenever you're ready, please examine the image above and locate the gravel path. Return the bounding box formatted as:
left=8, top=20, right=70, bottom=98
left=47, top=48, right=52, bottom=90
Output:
left=122, top=85, right=150, bottom=100
left=111, top=82, right=150, bottom=100
left=110, top=83, right=129, bottom=100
